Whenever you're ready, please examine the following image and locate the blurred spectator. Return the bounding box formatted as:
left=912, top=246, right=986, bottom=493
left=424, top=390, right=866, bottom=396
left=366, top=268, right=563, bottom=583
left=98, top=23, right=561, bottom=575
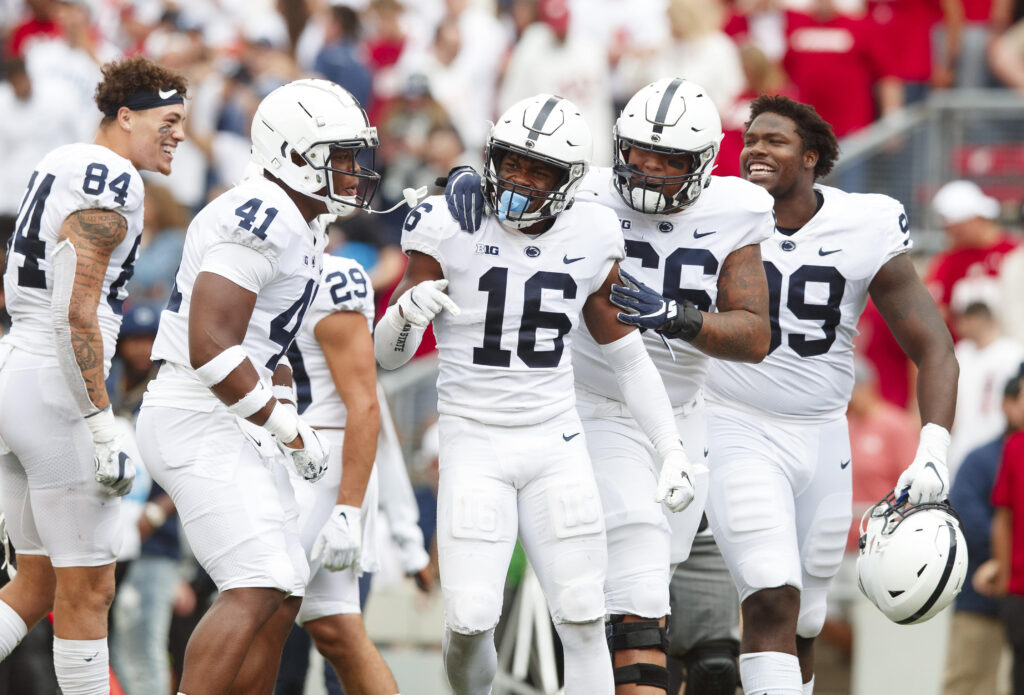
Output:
left=925, top=180, right=1020, bottom=337
left=990, top=17, right=1024, bottom=93
left=943, top=372, right=1022, bottom=695
left=126, top=182, right=187, bottom=306
left=617, top=0, right=745, bottom=116
left=781, top=0, right=902, bottom=140
left=998, top=243, right=1024, bottom=345
left=855, top=298, right=914, bottom=409
left=313, top=4, right=372, bottom=110
left=724, top=0, right=788, bottom=63
left=867, top=0, right=963, bottom=102
left=6, top=0, right=61, bottom=58
left=935, top=0, right=1007, bottom=88
left=499, top=0, right=614, bottom=164
left=976, top=370, right=1024, bottom=695
left=949, top=300, right=1024, bottom=475
left=107, top=301, right=162, bottom=416
left=0, top=57, right=80, bottom=217
left=362, top=0, right=409, bottom=125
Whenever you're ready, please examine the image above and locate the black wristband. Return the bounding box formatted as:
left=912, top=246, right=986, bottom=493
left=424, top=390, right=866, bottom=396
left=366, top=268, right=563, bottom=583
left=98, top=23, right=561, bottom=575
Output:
left=659, top=300, right=703, bottom=342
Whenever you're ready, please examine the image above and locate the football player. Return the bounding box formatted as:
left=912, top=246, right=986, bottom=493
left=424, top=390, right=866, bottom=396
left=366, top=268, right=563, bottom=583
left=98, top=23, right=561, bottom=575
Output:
left=282, top=253, right=401, bottom=694
left=443, top=77, right=774, bottom=694
left=614, top=95, right=959, bottom=695
left=0, top=56, right=186, bottom=695
left=375, top=94, right=697, bottom=695
left=135, top=79, right=377, bottom=695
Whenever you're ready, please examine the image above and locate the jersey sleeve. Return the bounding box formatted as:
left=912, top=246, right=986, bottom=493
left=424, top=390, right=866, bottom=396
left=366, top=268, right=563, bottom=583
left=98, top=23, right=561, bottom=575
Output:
left=736, top=185, right=776, bottom=248
left=305, top=257, right=376, bottom=330
left=400, top=197, right=460, bottom=277
left=586, top=203, right=626, bottom=297
left=199, top=241, right=277, bottom=293
left=872, top=196, right=913, bottom=272
left=63, top=153, right=144, bottom=219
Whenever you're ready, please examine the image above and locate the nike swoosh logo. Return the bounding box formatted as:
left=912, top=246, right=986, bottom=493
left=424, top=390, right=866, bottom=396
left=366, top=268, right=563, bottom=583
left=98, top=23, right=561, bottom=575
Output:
left=818, top=248, right=841, bottom=256
left=693, top=230, right=717, bottom=239
left=563, top=255, right=585, bottom=264
left=158, top=88, right=178, bottom=99
left=840, top=459, right=851, bottom=469
left=84, top=652, right=99, bottom=663
left=924, top=461, right=945, bottom=494
left=562, top=432, right=580, bottom=441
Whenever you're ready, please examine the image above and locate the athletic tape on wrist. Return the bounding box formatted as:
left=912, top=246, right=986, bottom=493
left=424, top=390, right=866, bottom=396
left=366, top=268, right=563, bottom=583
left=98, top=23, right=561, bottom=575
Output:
left=263, top=400, right=300, bottom=443
left=195, top=345, right=249, bottom=388
left=273, top=384, right=296, bottom=403
left=84, top=405, right=118, bottom=442
left=226, top=380, right=272, bottom=419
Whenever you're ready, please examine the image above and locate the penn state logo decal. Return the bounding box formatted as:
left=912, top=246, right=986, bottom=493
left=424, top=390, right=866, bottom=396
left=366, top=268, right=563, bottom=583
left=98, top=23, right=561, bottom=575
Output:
left=658, top=221, right=673, bottom=233
left=525, top=246, right=541, bottom=258
left=780, top=239, right=797, bottom=252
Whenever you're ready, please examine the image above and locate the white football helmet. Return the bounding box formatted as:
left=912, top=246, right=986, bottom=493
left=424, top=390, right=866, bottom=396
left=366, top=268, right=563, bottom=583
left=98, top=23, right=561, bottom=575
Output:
left=250, top=78, right=380, bottom=216
left=483, top=94, right=591, bottom=230
left=857, top=491, right=968, bottom=625
left=613, top=78, right=723, bottom=214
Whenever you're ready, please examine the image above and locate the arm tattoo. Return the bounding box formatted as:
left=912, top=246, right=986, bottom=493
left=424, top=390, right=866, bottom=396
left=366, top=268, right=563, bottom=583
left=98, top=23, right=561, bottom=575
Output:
left=60, top=209, right=127, bottom=411
left=690, top=244, right=771, bottom=362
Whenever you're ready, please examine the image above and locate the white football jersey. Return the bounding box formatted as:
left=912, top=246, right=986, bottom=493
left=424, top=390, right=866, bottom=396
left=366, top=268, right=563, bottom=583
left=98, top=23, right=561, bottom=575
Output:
left=3, top=143, right=144, bottom=372
left=707, top=185, right=912, bottom=419
left=288, top=254, right=375, bottom=428
left=146, top=176, right=325, bottom=410
left=402, top=195, right=625, bottom=426
left=572, top=169, right=775, bottom=405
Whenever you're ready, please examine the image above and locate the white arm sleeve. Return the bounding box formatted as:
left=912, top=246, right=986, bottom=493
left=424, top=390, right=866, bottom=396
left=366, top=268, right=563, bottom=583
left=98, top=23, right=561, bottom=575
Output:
left=373, top=303, right=426, bottom=370
left=601, top=331, right=685, bottom=458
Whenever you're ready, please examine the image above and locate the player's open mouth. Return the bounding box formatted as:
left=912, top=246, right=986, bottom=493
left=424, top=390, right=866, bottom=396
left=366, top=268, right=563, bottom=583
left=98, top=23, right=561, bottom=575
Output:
left=162, top=145, right=176, bottom=161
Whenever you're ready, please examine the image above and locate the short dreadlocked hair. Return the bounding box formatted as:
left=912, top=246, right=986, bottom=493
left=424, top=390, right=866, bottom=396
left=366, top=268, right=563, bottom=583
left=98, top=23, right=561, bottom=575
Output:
left=745, top=95, right=839, bottom=179
left=95, top=56, right=188, bottom=123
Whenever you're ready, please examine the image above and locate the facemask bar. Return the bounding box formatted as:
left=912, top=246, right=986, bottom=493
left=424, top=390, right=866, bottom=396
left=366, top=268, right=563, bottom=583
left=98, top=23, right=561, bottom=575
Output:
left=484, top=142, right=573, bottom=228
left=304, top=138, right=381, bottom=214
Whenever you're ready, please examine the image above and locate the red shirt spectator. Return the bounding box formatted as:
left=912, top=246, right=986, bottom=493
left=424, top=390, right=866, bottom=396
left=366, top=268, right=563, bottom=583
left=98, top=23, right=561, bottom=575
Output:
left=782, top=8, right=895, bottom=136
left=991, top=431, right=1024, bottom=594
left=866, top=0, right=943, bottom=83
left=926, top=180, right=1020, bottom=338
left=856, top=299, right=913, bottom=408
left=7, top=15, right=60, bottom=58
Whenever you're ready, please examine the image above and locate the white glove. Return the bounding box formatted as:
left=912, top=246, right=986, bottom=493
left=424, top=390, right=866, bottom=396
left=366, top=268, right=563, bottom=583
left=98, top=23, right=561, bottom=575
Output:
left=276, top=417, right=329, bottom=482
left=895, top=423, right=950, bottom=504
left=395, top=279, right=461, bottom=328
left=656, top=448, right=696, bottom=513
left=312, top=504, right=362, bottom=571
left=393, top=528, right=430, bottom=574
left=84, top=406, right=136, bottom=496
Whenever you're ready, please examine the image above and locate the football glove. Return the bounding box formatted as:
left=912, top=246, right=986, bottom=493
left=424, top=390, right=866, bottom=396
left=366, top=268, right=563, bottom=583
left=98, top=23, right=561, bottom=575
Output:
left=895, top=423, right=950, bottom=504
left=656, top=447, right=697, bottom=513
left=276, top=418, right=329, bottom=482
left=611, top=269, right=703, bottom=341
left=395, top=279, right=461, bottom=328
left=85, top=406, right=135, bottom=496
left=393, top=526, right=431, bottom=574
left=443, top=166, right=483, bottom=233
left=312, top=504, right=362, bottom=572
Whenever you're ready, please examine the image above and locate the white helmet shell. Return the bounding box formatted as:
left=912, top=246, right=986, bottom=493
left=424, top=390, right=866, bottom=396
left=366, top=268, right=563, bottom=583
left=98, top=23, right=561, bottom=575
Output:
left=484, top=94, right=591, bottom=229
left=250, top=78, right=380, bottom=216
left=613, top=78, right=723, bottom=214
left=856, top=492, right=968, bottom=625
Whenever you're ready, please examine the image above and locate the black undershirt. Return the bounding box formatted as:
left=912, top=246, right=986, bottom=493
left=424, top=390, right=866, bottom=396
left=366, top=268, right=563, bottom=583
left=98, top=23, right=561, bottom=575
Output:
left=775, top=189, right=824, bottom=237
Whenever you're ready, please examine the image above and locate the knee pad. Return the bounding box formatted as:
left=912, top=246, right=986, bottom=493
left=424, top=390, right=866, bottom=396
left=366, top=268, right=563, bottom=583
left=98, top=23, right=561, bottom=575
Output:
left=797, top=597, right=827, bottom=639
left=606, top=615, right=669, bottom=692
left=445, top=586, right=502, bottom=635
left=554, top=578, right=604, bottom=624
left=683, top=639, right=739, bottom=695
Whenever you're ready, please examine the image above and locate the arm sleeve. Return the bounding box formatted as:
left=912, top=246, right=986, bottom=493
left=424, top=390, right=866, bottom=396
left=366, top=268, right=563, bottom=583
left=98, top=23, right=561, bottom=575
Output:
left=199, top=241, right=277, bottom=294
left=600, top=330, right=684, bottom=458
left=373, top=303, right=426, bottom=370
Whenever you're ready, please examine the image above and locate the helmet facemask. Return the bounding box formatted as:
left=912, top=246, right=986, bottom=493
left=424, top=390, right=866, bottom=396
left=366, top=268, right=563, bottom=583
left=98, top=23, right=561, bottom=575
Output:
left=294, top=139, right=381, bottom=217
left=483, top=142, right=583, bottom=230
left=612, top=135, right=717, bottom=214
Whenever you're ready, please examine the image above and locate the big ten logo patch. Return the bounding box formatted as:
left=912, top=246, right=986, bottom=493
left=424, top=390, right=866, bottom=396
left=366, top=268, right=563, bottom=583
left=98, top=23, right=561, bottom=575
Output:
left=476, top=244, right=500, bottom=256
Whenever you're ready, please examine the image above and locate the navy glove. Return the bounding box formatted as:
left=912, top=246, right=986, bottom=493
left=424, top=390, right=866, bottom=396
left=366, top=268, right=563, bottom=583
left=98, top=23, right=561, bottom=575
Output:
left=611, top=269, right=703, bottom=341
left=442, top=166, right=483, bottom=232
